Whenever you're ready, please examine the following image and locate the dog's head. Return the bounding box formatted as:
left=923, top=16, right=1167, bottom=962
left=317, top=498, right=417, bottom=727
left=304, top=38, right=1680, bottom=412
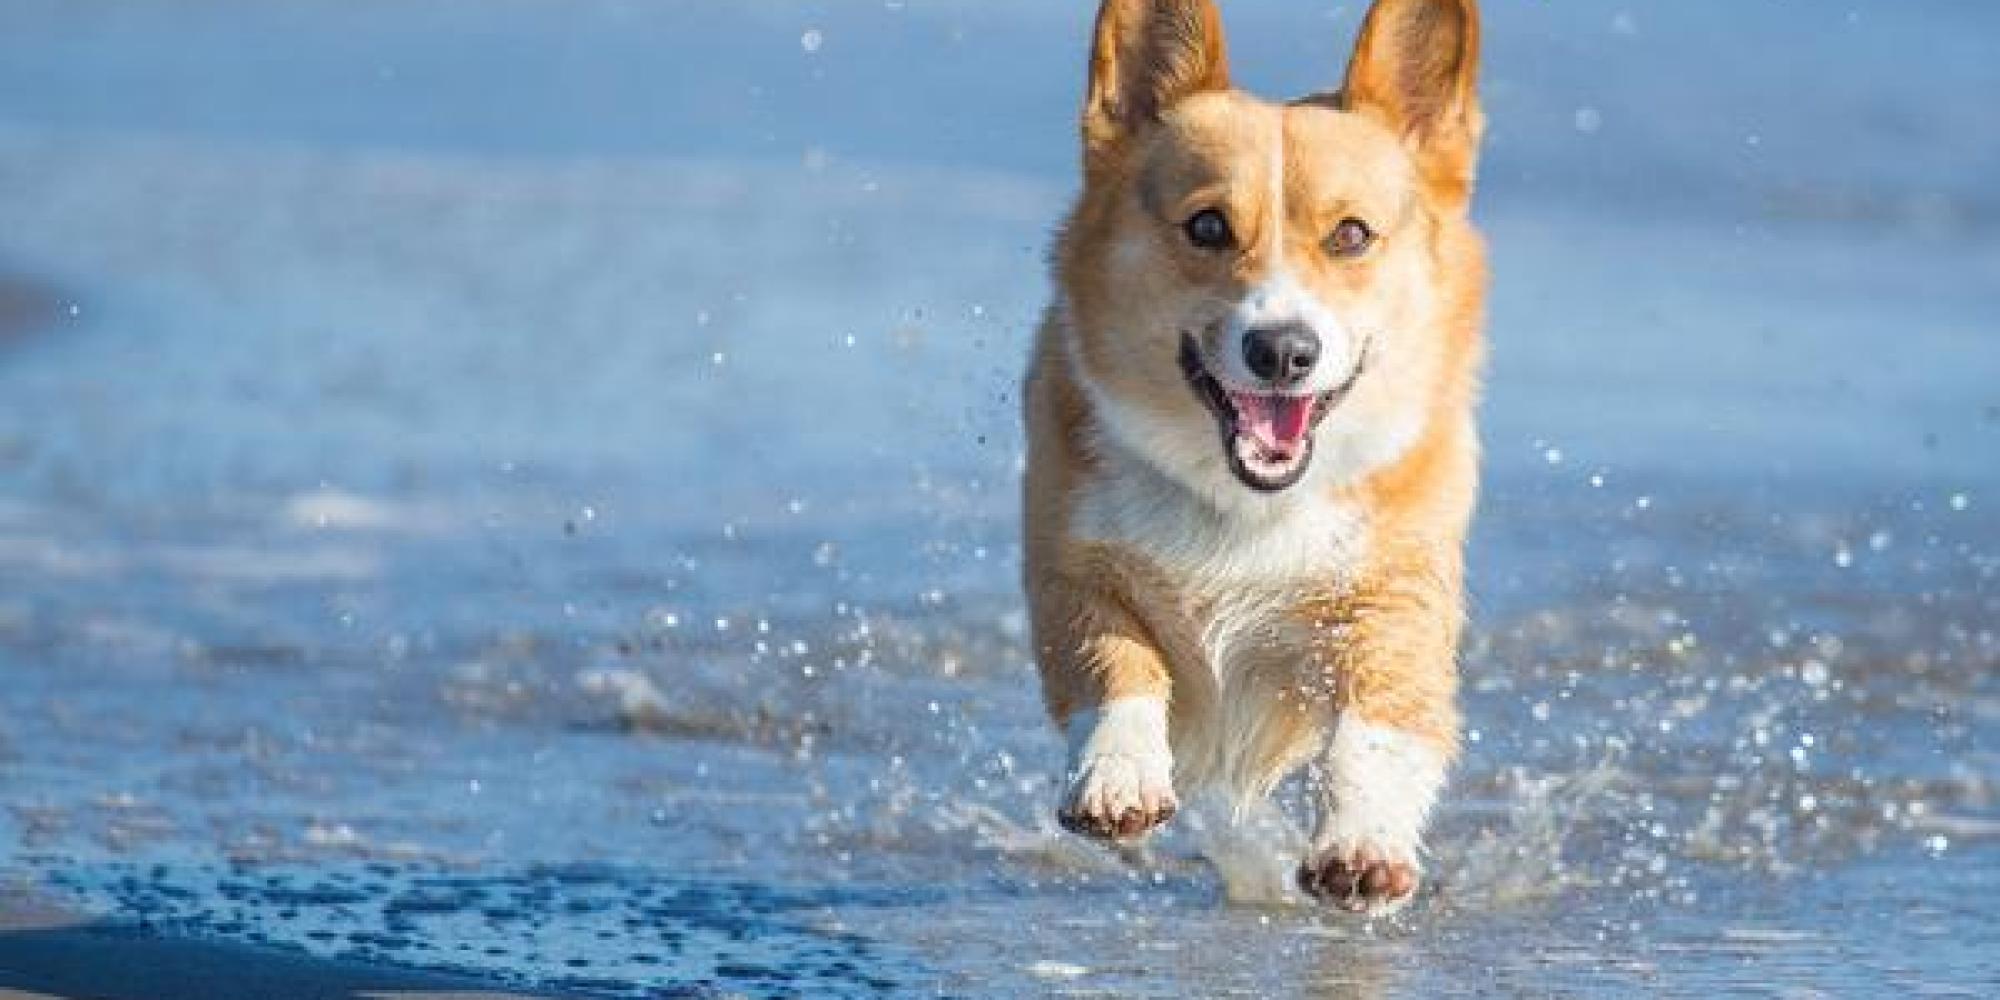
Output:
left=1057, top=0, right=1485, bottom=497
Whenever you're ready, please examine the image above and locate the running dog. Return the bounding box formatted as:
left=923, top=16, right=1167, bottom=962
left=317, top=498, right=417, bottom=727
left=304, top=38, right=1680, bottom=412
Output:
left=1022, top=0, right=1486, bottom=914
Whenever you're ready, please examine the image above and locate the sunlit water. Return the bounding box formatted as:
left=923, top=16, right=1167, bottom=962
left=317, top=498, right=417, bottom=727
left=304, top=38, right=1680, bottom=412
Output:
left=0, top=2, right=1995, bottom=996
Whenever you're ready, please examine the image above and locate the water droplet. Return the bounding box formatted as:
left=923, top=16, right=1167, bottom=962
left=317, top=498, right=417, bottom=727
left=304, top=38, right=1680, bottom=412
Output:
left=1800, top=660, right=1829, bottom=687
left=1026, top=961, right=1089, bottom=979
left=800, top=28, right=824, bottom=53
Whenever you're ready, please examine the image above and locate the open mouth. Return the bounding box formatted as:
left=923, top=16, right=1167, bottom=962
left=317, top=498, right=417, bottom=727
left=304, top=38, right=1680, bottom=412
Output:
left=1179, top=333, right=1366, bottom=493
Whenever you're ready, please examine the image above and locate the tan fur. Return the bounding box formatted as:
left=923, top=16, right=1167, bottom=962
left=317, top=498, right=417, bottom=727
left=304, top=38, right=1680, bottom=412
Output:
left=1023, top=0, right=1487, bottom=906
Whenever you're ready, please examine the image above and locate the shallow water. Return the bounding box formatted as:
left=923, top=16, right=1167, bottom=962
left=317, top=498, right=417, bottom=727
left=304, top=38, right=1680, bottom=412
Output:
left=1, top=1, right=1995, bottom=996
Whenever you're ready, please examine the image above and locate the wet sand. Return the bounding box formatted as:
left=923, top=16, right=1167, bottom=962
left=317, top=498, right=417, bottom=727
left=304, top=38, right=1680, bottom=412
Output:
left=0, top=892, right=560, bottom=1000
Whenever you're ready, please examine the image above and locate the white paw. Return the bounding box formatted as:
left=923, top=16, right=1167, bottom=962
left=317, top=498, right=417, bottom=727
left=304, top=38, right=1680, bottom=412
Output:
left=1057, top=698, right=1179, bottom=841
left=1299, top=716, right=1445, bottom=914
left=1061, top=750, right=1178, bottom=841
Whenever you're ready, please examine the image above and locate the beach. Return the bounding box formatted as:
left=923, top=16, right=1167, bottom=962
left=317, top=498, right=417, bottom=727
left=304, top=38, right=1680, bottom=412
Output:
left=0, top=1, right=1994, bottom=996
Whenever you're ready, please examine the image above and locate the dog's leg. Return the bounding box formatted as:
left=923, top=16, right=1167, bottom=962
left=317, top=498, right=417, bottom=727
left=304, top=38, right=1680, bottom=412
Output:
left=1062, top=694, right=1176, bottom=842
left=1298, top=711, right=1451, bottom=915
left=1292, top=552, right=1464, bottom=915
left=1029, top=572, right=1179, bottom=842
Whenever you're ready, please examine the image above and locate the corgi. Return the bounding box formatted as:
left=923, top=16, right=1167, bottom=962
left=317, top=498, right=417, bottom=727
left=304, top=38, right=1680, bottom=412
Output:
left=1022, top=0, right=1485, bottom=914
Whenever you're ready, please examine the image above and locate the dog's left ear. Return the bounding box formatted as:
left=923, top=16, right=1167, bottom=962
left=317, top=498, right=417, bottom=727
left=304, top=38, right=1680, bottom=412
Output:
left=1343, top=0, right=1483, bottom=208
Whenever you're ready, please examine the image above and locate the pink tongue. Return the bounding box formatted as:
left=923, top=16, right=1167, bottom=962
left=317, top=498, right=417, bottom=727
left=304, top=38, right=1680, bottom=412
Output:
left=1230, top=392, right=1315, bottom=452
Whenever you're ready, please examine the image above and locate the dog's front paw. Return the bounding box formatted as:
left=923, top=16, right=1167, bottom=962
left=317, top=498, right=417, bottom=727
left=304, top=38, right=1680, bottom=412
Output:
left=1058, top=751, right=1178, bottom=841
left=1058, top=698, right=1177, bottom=842
left=1298, top=717, right=1445, bottom=915
left=1296, top=842, right=1419, bottom=915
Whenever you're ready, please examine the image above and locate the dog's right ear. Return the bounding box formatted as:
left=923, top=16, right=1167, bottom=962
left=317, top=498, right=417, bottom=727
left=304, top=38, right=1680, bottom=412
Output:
left=1081, top=0, right=1231, bottom=173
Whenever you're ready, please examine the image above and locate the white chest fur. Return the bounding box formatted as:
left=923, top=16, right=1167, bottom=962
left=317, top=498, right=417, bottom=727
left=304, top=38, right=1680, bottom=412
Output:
left=1069, top=442, right=1369, bottom=592
left=1069, top=433, right=1370, bottom=803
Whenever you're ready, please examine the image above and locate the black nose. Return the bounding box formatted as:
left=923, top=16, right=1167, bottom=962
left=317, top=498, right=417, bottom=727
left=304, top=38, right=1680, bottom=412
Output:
left=1242, top=324, right=1321, bottom=387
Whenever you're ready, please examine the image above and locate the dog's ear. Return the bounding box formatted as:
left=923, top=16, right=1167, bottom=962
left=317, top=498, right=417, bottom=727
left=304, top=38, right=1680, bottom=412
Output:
left=1082, top=0, right=1231, bottom=173
left=1343, top=0, right=1483, bottom=207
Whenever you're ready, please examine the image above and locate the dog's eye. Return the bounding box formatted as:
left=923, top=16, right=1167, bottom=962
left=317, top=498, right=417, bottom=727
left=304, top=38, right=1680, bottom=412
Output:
left=1327, top=217, right=1375, bottom=257
left=1183, top=209, right=1234, bottom=250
